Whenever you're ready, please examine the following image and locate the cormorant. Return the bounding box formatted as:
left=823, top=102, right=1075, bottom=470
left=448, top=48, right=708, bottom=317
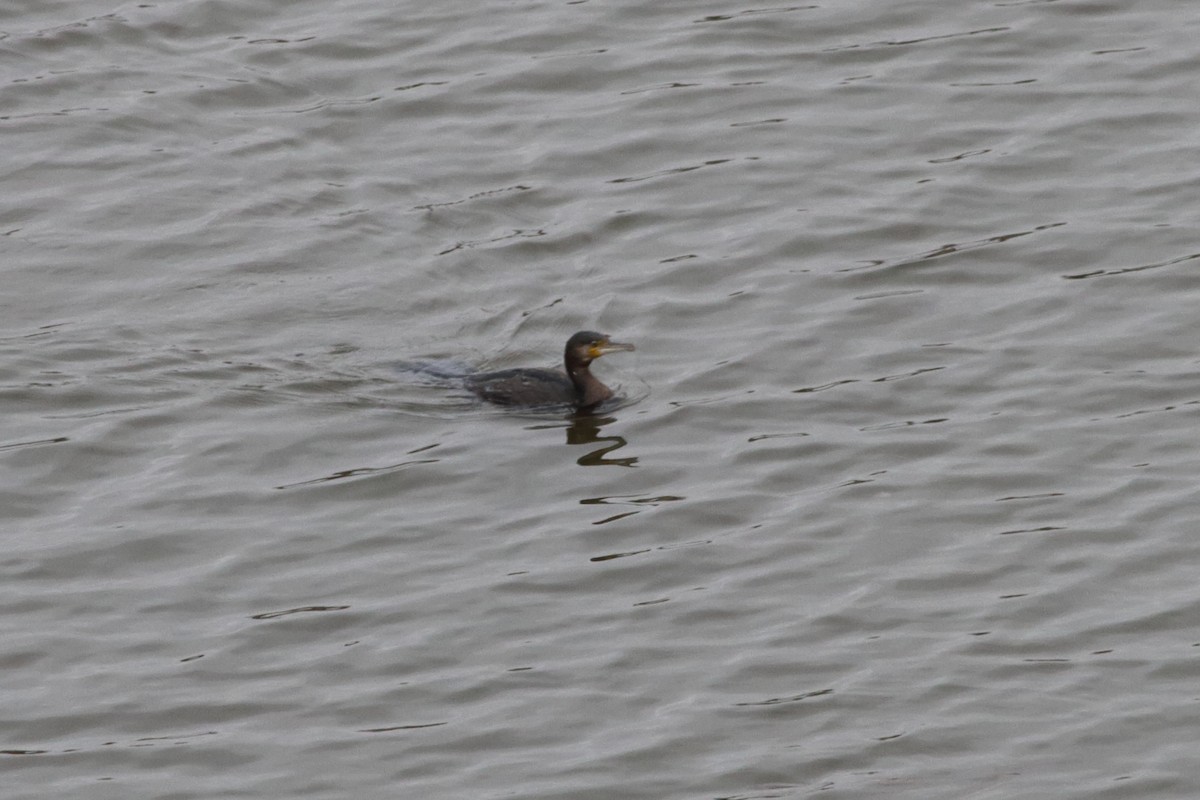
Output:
left=465, top=330, right=635, bottom=410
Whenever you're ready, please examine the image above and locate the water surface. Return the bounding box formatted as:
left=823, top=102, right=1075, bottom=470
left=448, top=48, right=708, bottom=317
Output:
left=4, top=1, right=1200, bottom=798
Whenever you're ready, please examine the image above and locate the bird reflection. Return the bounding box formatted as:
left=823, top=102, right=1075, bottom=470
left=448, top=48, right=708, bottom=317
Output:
left=565, top=413, right=637, bottom=467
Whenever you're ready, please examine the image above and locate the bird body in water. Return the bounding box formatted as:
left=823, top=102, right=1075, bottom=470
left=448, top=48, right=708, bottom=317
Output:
left=466, top=331, right=635, bottom=410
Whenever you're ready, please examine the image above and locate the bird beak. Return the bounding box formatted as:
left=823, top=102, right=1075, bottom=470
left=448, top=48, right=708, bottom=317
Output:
left=596, top=339, right=635, bottom=356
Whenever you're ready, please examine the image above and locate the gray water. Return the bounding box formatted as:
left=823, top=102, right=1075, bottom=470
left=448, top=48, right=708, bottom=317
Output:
left=4, top=0, right=1200, bottom=797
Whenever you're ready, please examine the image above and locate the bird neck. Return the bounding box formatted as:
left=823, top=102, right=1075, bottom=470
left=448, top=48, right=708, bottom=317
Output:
left=566, top=358, right=613, bottom=408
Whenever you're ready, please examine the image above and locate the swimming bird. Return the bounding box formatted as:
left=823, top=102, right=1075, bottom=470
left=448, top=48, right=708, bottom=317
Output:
left=465, top=330, right=635, bottom=410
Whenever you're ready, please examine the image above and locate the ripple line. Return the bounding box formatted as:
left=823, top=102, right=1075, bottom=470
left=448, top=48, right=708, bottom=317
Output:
left=735, top=688, right=833, bottom=706
left=0, top=436, right=68, bottom=452
left=275, top=458, right=438, bottom=489
left=251, top=605, right=350, bottom=620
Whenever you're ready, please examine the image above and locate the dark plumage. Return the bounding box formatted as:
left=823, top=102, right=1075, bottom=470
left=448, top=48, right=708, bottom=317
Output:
left=466, top=330, right=635, bottom=410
